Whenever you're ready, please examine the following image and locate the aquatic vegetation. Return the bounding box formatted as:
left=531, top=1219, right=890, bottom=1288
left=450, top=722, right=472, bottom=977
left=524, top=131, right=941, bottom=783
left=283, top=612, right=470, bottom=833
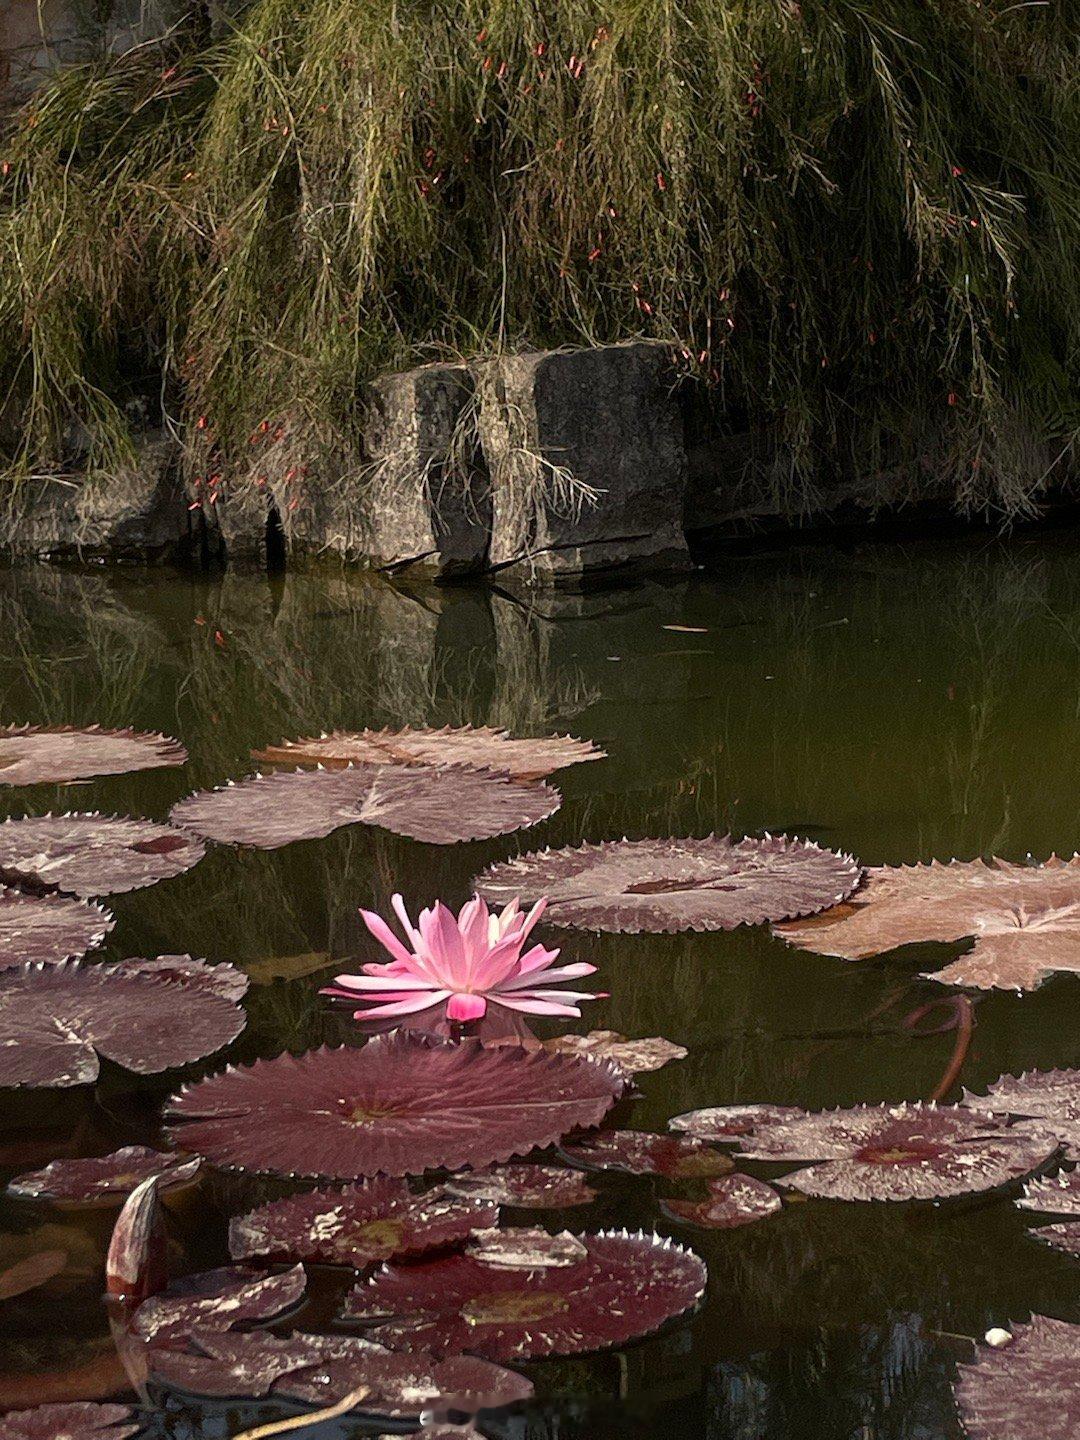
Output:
left=0, top=1224, right=98, bottom=1298
left=167, top=1032, right=624, bottom=1179
left=442, top=1164, right=597, bottom=1210
left=560, top=1130, right=734, bottom=1180
left=953, top=1316, right=1080, bottom=1440
left=1030, top=1221, right=1080, bottom=1258
left=1018, top=1170, right=1080, bottom=1215
left=343, top=1229, right=707, bottom=1361
left=0, top=1249, right=68, bottom=1303
left=465, top=1226, right=586, bottom=1268
left=0, top=727, right=187, bottom=786
left=131, top=1265, right=307, bottom=1345
left=542, top=1030, right=687, bottom=1074
left=0, top=1402, right=140, bottom=1440
left=0, top=887, right=112, bottom=968
left=774, top=856, right=1080, bottom=991
left=965, top=1068, right=1080, bottom=1148
left=251, top=725, right=604, bottom=781
left=0, top=814, right=205, bottom=898
left=170, top=762, right=561, bottom=848
left=661, top=1174, right=782, bottom=1231
left=150, top=1330, right=532, bottom=1417
left=106, top=1176, right=165, bottom=1305
left=735, top=1102, right=1058, bottom=1202
left=475, top=834, right=862, bottom=932
left=8, top=1147, right=201, bottom=1207
left=327, top=893, right=601, bottom=1023
left=669, top=1104, right=808, bottom=1144
left=228, top=1181, right=498, bottom=1267
left=0, top=958, right=247, bottom=1088
left=116, top=954, right=249, bottom=1001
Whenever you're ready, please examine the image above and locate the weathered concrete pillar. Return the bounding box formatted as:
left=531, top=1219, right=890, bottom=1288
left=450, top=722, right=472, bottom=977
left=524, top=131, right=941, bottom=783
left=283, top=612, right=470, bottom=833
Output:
left=476, top=342, right=691, bottom=585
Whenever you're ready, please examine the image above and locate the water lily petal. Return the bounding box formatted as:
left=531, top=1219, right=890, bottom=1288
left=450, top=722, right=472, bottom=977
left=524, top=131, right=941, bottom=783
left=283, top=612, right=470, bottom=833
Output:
left=498, top=962, right=595, bottom=991
left=352, top=992, right=448, bottom=1020
left=359, top=908, right=416, bottom=968
left=492, top=996, right=583, bottom=1017
left=447, top=993, right=488, bottom=1021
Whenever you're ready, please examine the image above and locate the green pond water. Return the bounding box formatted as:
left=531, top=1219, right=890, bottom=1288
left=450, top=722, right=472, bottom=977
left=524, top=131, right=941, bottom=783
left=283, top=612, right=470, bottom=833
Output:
left=2, top=528, right=1080, bottom=1438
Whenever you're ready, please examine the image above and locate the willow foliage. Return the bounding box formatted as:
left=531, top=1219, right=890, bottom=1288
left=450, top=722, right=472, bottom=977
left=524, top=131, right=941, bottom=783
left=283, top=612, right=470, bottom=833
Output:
left=0, top=0, right=1077, bottom=517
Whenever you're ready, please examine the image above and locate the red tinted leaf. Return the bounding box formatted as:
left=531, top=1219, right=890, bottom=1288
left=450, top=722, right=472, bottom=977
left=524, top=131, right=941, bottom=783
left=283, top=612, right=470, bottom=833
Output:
left=106, top=1176, right=165, bottom=1304
left=0, top=726, right=187, bottom=787
left=0, top=887, right=112, bottom=969
left=1031, top=1221, right=1080, bottom=1257
left=954, top=1315, right=1080, bottom=1440
left=168, top=1032, right=623, bottom=1179
left=1018, top=1170, right=1080, bottom=1215
left=131, top=1265, right=306, bottom=1345
left=965, top=1069, right=1080, bottom=1146
left=0, top=1403, right=139, bottom=1440
left=660, top=1174, right=782, bottom=1230
left=475, top=834, right=861, bottom=933
left=442, top=1164, right=597, bottom=1209
left=465, top=1227, right=586, bottom=1268
left=0, top=1248, right=67, bottom=1301
left=344, top=1230, right=707, bottom=1360
left=0, top=815, right=204, bottom=897
left=114, top=955, right=249, bottom=1002
left=561, top=1131, right=734, bottom=1179
left=669, top=1104, right=807, bottom=1143
left=9, top=1146, right=200, bottom=1207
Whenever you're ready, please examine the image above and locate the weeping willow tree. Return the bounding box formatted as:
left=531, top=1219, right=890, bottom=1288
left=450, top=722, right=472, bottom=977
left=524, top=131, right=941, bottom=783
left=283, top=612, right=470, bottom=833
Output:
left=0, top=0, right=1077, bottom=519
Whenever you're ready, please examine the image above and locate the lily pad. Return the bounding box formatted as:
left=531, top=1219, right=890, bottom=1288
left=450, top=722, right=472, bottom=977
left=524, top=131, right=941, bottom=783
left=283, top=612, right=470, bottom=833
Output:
left=964, top=1069, right=1080, bottom=1145
left=168, top=1032, right=623, bottom=1179
left=561, top=1130, right=734, bottom=1180
left=954, top=1315, right=1080, bottom=1440
left=1018, top=1170, right=1080, bottom=1214
left=150, top=1329, right=531, bottom=1417
left=543, top=1031, right=687, bottom=1074
left=0, top=725, right=187, bottom=787
left=171, top=763, right=561, bottom=848
left=0, top=814, right=205, bottom=897
left=115, top=954, right=249, bottom=1002
left=229, top=1181, right=498, bottom=1266
left=344, top=1229, right=707, bottom=1361
left=669, top=1104, right=808, bottom=1144
left=131, top=1265, right=307, bottom=1345
left=442, top=1164, right=597, bottom=1209
left=0, top=1403, right=141, bottom=1440
left=660, top=1174, right=782, bottom=1230
left=252, top=726, right=604, bottom=782
left=0, top=887, right=113, bottom=969
left=8, top=1146, right=201, bottom=1207
left=736, top=1102, right=1057, bottom=1201
left=475, top=834, right=861, bottom=933
left=465, top=1227, right=587, bottom=1269
left=1030, top=1221, right=1080, bottom=1258
left=0, top=959, right=247, bottom=1089
left=774, top=856, right=1080, bottom=991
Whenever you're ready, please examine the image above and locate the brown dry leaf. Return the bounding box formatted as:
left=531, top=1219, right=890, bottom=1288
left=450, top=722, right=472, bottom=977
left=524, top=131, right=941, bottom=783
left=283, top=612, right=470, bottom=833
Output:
left=242, top=952, right=333, bottom=985
left=774, top=856, right=1080, bottom=991
left=0, top=1249, right=68, bottom=1301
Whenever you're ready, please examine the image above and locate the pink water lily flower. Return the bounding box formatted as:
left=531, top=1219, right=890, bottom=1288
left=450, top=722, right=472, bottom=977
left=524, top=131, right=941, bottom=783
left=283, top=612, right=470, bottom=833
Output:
left=323, top=893, right=604, bottom=1023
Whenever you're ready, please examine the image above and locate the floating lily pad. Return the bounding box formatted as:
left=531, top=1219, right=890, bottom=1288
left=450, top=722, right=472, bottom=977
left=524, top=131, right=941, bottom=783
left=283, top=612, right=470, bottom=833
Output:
left=0, top=814, right=205, bottom=898
left=0, top=726, right=187, bottom=788
left=131, top=1265, right=307, bottom=1345
left=736, top=1102, right=1057, bottom=1201
left=1031, top=1221, right=1080, bottom=1258
left=465, top=1227, right=587, bottom=1269
left=344, top=1229, right=707, bottom=1361
left=953, top=1315, right=1080, bottom=1440
left=0, top=887, right=113, bottom=969
left=229, top=1180, right=497, bottom=1267
left=0, top=1403, right=140, bottom=1440
left=560, top=1131, right=734, bottom=1180
left=442, top=1164, right=597, bottom=1209
left=1018, top=1170, right=1080, bottom=1214
left=543, top=1031, right=687, bottom=1074
left=964, top=1069, right=1080, bottom=1147
left=150, top=1328, right=531, bottom=1417
left=669, top=1104, right=808, bottom=1144
left=774, top=856, right=1080, bottom=991
left=252, top=726, right=604, bottom=782
left=660, top=1174, right=782, bottom=1230
left=0, top=959, right=247, bottom=1089
left=171, top=763, right=561, bottom=848
left=8, top=1147, right=201, bottom=1207
left=475, top=834, right=861, bottom=933
left=168, top=1032, right=623, bottom=1179
left=115, top=954, right=249, bottom=1002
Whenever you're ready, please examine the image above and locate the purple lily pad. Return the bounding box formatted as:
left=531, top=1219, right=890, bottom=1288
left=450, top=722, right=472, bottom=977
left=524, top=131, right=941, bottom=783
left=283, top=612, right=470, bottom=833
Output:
left=252, top=726, right=603, bottom=782
left=0, top=814, right=205, bottom=897
left=669, top=1104, right=808, bottom=1144
left=1031, top=1221, right=1080, bottom=1258
left=131, top=1264, right=307, bottom=1345
left=0, top=1403, right=140, bottom=1440
left=115, top=954, right=249, bottom=1002
left=660, top=1174, right=782, bottom=1230
left=168, top=1032, right=623, bottom=1179
left=8, top=1146, right=200, bottom=1206
left=474, top=834, right=861, bottom=933
left=736, top=1102, right=1058, bottom=1201
left=542, top=1031, right=687, bottom=1074
left=170, top=763, right=561, bottom=849
left=229, top=1180, right=498, bottom=1266
left=560, top=1131, right=734, bottom=1180
left=442, top=1164, right=598, bottom=1209
left=0, top=725, right=187, bottom=787
left=0, top=959, right=247, bottom=1089
left=1018, top=1170, right=1080, bottom=1214
left=0, top=886, right=113, bottom=969
left=953, top=1315, right=1080, bottom=1440
left=965, top=1069, right=1080, bottom=1146
left=344, top=1229, right=707, bottom=1361
left=465, top=1227, right=587, bottom=1268
left=150, top=1329, right=532, bottom=1416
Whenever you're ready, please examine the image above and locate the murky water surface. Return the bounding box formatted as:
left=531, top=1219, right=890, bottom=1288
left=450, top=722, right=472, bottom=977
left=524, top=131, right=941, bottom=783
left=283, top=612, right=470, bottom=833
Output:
left=2, top=529, right=1080, bottom=1438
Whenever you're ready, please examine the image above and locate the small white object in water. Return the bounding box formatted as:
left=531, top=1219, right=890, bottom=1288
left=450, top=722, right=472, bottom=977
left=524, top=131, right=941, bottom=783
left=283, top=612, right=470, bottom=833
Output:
left=984, top=1327, right=1013, bottom=1348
